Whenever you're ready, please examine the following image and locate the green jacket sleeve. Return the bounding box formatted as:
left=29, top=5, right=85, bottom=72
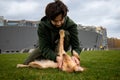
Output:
left=66, top=18, right=82, bottom=54
left=37, top=23, right=57, bottom=61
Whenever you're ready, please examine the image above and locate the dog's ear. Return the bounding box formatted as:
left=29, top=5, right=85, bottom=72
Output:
left=72, top=50, right=80, bottom=60
left=74, top=66, right=84, bottom=72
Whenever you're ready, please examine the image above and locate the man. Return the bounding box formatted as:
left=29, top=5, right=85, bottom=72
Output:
left=23, top=0, right=82, bottom=69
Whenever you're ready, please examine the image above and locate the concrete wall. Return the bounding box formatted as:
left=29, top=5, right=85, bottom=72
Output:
left=78, top=30, right=102, bottom=49
left=0, top=26, right=38, bottom=52
left=0, top=26, right=102, bottom=53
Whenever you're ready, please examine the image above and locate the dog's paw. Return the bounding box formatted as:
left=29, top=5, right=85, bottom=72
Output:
left=16, top=64, right=29, bottom=68
left=59, top=29, right=65, bottom=38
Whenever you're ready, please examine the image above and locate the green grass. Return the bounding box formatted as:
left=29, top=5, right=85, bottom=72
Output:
left=0, top=50, right=120, bottom=80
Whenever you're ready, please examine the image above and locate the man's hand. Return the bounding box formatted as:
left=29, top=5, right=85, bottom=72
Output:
left=56, top=56, right=63, bottom=69
left=71, top=56, right=80, bottom=65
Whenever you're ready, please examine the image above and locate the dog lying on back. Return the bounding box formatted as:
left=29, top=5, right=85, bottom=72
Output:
left=17, top=30, right=84, bottom=72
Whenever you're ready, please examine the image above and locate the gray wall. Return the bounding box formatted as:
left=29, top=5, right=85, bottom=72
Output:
left=0, top=26, right=38, bottom=52
left=78, top=30, right=102, bottom=49
left=0, top=26, right=102, bottom=53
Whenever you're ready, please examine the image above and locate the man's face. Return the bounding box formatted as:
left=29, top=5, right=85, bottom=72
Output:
left=51, top=14, right=65, bottom=28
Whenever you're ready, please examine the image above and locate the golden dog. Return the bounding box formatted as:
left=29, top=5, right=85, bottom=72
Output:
left=17, top=30, right=84, bottom=72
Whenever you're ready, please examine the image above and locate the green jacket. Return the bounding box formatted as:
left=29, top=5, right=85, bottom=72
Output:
left=37, top=16, right=81, bottom=61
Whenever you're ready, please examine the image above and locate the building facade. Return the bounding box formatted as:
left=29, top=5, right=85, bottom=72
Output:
left=0, top=17, right=108, bottom=53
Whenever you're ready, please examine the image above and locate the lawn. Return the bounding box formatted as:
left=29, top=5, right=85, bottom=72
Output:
left=0, top=50, right=120, bottom=80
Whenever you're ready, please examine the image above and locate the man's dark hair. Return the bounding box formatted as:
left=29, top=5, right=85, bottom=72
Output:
left=45, top=0, right=69, bottom=20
